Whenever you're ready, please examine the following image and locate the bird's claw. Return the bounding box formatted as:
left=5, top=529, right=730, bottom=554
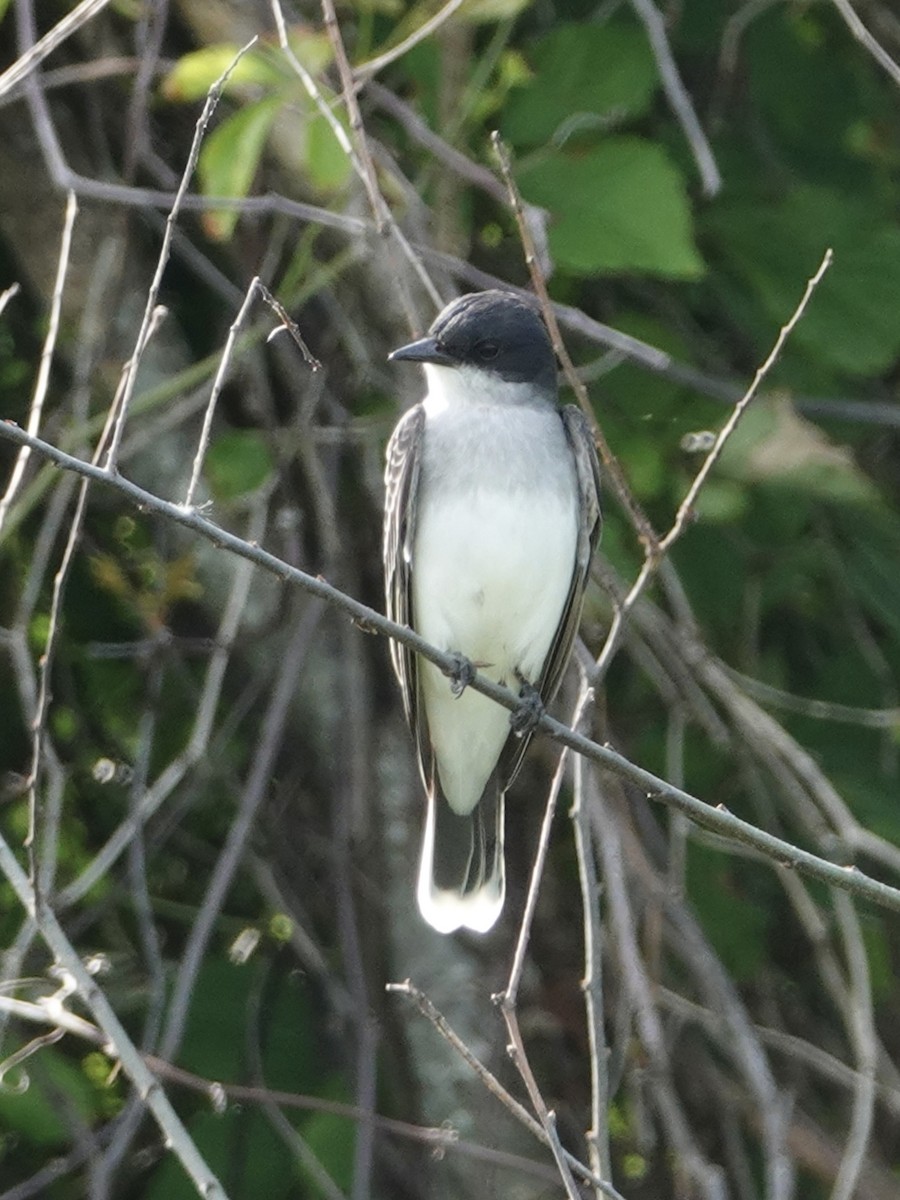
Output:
left=445, top=651, right=477, bottom=698
left=511, top=676, right=544, bottom=737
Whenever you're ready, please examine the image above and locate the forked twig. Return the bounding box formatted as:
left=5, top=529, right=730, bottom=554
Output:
left=182, top=276, right=320, bottom=509
left=386, top=981, right=626, bottom=1199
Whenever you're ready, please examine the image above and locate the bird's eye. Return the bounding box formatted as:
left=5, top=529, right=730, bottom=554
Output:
left=476, top=340, right=500, bottom=361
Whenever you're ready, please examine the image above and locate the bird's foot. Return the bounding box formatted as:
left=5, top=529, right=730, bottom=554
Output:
left=511, top=674, right=544, bottom=737
left=445, top=651, right=477, bottom=698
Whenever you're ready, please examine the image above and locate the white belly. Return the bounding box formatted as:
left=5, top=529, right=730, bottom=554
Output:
left=413, top=481, right=578, bottom=813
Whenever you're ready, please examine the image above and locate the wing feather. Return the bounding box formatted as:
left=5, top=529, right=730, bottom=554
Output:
left=383, top=405, right=433, bottom=780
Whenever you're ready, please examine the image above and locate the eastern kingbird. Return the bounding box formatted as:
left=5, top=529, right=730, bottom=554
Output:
left=383, top=290, right=601, bottom=934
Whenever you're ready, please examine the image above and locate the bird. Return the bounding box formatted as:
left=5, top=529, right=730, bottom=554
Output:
left=383, top=290, right=601, bottom=934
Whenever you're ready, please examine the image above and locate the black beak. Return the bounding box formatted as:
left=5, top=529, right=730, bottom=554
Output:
left=388, top=336, right=455, bottom=366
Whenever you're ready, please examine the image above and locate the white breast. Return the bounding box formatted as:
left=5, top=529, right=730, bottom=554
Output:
left=411, top=391, right=578, bottom=814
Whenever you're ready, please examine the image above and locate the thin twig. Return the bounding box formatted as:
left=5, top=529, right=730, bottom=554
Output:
left=4, top=194, right=77, bottom=896
left=628, top=0, right=721, bottom=196
left=831, top=0, right=900, bottom=86
left=591, top=248, right=834, bottom=682
left=386, top=981, right=626, bottom=1199
left=0, top=192, right=77, bottom=532
left=505, top=743, right=572, bottom=1005
left=103, top=38, right=259, bottom=470
left=496, top=998, right=584, bottom=1199
left=720, top=665, right=900, bottom=728
left=0, top=0, right=112, bottom=99
left=572, top=733, right=612, bottom=1189
left=182, top=277, right=320, bottom=510
left=659, top=249, right=834, bottom=554
left=354, top=0, right=468, bottom=80
left=829, top=891, right=877, bottom=1200
left=0, top=281, right=21, bottom=316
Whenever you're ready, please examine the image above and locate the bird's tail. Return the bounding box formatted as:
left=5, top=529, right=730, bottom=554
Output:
left=417, top=774, right=505, bottom=934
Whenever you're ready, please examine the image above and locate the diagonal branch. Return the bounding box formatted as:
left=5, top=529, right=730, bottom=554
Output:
left=1, top=420, right=899, bottom=916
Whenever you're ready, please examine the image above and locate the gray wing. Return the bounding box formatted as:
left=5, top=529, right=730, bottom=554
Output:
left=383, top=404, right=426, bottom=735
left=499, top=404, right=602, bottom=786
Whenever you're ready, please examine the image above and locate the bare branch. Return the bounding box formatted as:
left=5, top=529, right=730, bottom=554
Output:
left=0, top=0, right=112, bottom=99
left=0, top=191, right=77, bottom=532
left=386, top=981, right=626, bottom=1199
left=1, top=418, right=899, bottom=916
left=830, top=892, right=877, bottom=1200
left=659, top=248, right=833, bottom=554
left=0, top=836, right=228, bottom=1199
left=831, top=0, right=900, bottom=86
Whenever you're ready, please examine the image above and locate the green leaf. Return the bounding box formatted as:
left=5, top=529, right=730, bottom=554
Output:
left=305, top=108, right=353, bottom=192
left=161, top=45, right=284, bottom=102
left=518, top=138, right=704, bottom=278
left=501, top=21, right=659, bottom=148
left=198, top=97, right=281, bottom=240
left=205, top=431, right=274, bottom=501
left=144, top=1107, right=296, bottom=1200
left=705, top=186, right=900, bottom=376
left=161, top=34, right=333, bottom=103
left=0, top=1050, right=100, bottom=1146
left=687, top=845, right=771, bottom=981
left=458, top=0, right=533, bottom=22
left=830, top=507, right=900, bottom=644
left=299, top=1089, right=356, bottom=1193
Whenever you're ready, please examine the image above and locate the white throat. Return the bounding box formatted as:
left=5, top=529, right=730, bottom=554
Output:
left=421, top=363, right=545, bottom=416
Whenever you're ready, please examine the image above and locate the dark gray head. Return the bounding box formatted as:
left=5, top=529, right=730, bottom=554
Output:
left=389, top=290, right=558, bottom=395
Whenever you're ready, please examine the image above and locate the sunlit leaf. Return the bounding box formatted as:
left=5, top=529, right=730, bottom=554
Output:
left=198, top=97, right=281, bottom=240
left=161, top=44, right=284, bottom=102
left=459, top=0, right=533, bottom=22
left=304, top=108, right=354, bottom=192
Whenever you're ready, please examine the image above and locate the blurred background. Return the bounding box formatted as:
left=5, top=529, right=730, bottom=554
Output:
left=1, top=0, right=900, bottom=1197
